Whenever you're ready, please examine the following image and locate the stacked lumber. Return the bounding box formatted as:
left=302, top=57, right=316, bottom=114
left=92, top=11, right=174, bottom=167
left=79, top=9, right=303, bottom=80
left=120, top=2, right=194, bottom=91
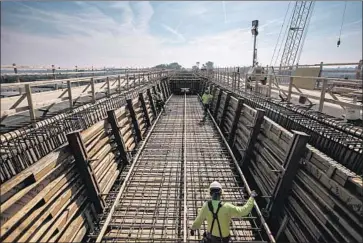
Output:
left=219, top=96, right=237, bottom=135
left=114, top=106, right=137, bottom=152
left=80, top=119, right=121, bottom=199
left=131, top=98, right=148, bottom=137
left=0, top=147, right=96, bottom=243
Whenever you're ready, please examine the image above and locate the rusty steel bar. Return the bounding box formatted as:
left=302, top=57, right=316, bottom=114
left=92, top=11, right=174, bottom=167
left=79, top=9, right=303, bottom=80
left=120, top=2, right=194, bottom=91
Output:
left=183, top=92, right=187, bottom=242
left=94, top=95, right=174, bottom=242
left=90, top=95, right=273, bottom=242
left=200, top=95, right=276, bottom=243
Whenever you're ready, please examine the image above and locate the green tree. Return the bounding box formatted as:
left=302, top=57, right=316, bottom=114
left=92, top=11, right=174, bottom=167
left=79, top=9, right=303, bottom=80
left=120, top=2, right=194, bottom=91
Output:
left=205, top=61, right=214, bottom=70
left=154, top=62, right=182, bottom=70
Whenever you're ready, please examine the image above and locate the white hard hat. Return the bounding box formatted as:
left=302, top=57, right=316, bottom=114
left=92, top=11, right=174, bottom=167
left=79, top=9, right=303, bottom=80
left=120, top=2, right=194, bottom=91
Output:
left=209, top=181, right=222, bottom=190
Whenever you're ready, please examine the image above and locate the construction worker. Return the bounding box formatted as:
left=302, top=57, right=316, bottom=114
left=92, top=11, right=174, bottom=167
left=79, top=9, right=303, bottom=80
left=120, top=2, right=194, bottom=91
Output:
left=154, top=90, right=165, bottom=113
left=190, top=181, right=258, bottom=243
left=201, top=89, right=213, bottom=122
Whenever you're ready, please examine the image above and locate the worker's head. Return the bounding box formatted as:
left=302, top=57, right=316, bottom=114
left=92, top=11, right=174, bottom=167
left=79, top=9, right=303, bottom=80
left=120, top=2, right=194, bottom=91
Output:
left=205, top=89, right=210, bottom=94
left=209, top=181, right=222, bottom=199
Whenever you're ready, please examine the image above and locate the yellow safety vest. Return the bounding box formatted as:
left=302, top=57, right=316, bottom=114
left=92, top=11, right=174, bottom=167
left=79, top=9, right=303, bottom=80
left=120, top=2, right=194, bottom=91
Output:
left=191, top=197, right=255, bottom=237
left=202, top=94, right=213, bottom=104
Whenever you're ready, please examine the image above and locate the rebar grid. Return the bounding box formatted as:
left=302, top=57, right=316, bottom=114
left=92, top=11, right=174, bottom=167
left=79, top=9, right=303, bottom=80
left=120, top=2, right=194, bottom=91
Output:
left=185, top=96, right=265, bottom=243
left=97, top=98, right=184, bottom=242
left=92, top=95, right=268, bottom=243
left=209, top=81, right=363, bottom=174
left=0, top=80, right=162, bottom=183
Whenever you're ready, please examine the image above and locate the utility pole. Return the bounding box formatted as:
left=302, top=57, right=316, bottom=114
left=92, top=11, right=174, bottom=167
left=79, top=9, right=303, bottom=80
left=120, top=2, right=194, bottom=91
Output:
left=251, top=20, right=259, bottom=67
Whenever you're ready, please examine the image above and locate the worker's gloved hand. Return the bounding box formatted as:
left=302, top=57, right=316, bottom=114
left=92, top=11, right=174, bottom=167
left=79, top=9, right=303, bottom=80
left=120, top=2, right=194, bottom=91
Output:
left=250, top=190, right=258, bottom=198
left=190, top=229, right=195, bottom=236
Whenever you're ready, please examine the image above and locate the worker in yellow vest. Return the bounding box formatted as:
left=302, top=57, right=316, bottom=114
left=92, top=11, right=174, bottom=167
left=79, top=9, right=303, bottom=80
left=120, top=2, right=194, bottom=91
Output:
left=190, top=181, right=258, bottom=243
left=201, top=89, right=213, bottom=123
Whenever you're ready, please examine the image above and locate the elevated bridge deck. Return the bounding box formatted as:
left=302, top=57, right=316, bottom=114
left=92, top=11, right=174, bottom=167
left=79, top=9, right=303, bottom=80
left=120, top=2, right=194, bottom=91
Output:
left=90, top=95, right=272, bottom=242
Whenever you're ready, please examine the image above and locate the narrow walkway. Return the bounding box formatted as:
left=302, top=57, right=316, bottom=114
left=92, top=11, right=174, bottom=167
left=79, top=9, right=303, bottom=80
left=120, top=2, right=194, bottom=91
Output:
left=93, top=95, right=267, bottom=242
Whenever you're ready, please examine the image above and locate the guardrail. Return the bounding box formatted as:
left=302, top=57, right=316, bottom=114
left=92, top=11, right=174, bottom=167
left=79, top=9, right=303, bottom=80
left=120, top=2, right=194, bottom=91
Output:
left=198, top=64, right=362, bottom=121
left=1, top=71, right=169, bottom=128
left=0, top=75, right=172, bottom=183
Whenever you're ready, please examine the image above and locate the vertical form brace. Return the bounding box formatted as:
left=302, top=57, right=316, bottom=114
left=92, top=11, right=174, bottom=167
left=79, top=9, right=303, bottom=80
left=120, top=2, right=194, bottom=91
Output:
left=228, top=98, right=244, bottom=145
left=147, top=88, right=157, bottom=118
left=211, top=85, right=217, bottom=102
left=152, top=85, right=157, bottom=97
left=219, top=92, right=231, bottom=127
left=167, top=78, right=172, bottom=96
left=107, top=110, right=131, bottom=164
left=275, top=214, right=289, bottom=241
left=90, top=78, right=96, bottom=103
left=117, top=75, right=121, bottom=93
left=266, top=131, right=309, bottom=224
left=25, top=84, right=36, bottom=124
left=209, top=85, right=217, bottom=111
left=126, top=99, right=142, bottom=142
left=213, top=90, right=223, bottom=118
left=106, top=77, right=111, bottom=97
left=139, top=92, right=151, bottom=127
left=157, top=82, right=166, bottom=101
left=126, top=74, right=129, bottom=90
left=163, top=79, right=170, bottom=98
left=67, top=81, right=73, bottom=109
left=200, top=80, right=206, bottom=94
left=318, top=79, right=327, bottom=112
left=66, top=132, right=105, bottom=213
left=160, top=80, right=168, bottom=99
left=241, top=109, right=265, bottom=168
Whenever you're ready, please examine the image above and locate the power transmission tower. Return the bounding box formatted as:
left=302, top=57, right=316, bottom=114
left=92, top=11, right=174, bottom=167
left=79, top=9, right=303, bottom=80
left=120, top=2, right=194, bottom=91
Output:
left=279, top=1, right=314, bottom=71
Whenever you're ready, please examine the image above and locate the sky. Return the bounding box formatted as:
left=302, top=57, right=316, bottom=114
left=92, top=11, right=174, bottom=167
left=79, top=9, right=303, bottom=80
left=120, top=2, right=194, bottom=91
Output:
left=1, top=1, right=362, bottom=68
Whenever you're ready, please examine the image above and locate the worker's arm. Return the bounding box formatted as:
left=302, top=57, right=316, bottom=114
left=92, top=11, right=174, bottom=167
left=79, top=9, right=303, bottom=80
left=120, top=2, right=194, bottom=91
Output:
left=228, top=197, right=255, bottom=217
left=191, top=202, right=207, bottom=230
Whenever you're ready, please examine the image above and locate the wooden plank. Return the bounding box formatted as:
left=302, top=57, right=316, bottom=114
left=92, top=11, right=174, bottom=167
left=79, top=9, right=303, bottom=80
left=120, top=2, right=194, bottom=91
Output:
left=1, top=147, right=71, bottom=200
left=87, top=135, right=110, bottom=158
left=102, top=170, right=120, bottom=198
left=0, top=167, right=76, bottom=240
left=27, top=185, right=85, bottom=242
left=94, top=153, right=116, bottom=180
left=89, top=144, right=112, bottom=169
left=15, top=179, right=83, bottom=242
left=120, top=123, right=132, bottom=135
left=99, top=163, right=117, bottom=192
left=81, top=120, right=108, bottom=144
left=72, top=222, right=88, bottom=242
left=56, top=204, right=89, bottom=243
left=1, top=159, right=73, bottom=217
left=67, top=132, right=105, bottom=213
left=43, top=195, right=88, bottom=242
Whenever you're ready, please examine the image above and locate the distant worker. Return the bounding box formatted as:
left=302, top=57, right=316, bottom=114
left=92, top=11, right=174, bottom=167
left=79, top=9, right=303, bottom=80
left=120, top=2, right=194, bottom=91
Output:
left=190, top=181, right=258, bottom=243
left=201, top=89, right=213, bottom=123
left=154, top=91, right=165, bottom=113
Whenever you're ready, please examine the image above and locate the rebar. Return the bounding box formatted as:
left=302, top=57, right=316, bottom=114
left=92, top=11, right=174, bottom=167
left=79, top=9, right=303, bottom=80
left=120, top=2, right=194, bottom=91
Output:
left=90, top=95, right=271, bottom=242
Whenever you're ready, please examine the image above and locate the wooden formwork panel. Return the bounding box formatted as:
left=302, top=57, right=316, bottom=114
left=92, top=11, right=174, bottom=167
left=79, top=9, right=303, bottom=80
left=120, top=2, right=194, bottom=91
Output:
left=216, top=91, right=227, bottom=123
left=115, top=106, right=136, bottom=152
left=0, top=146, right=96, bottom=243
left=210, top=88, right=221, bottom=113
left=212, top=85, right=362, bottom=242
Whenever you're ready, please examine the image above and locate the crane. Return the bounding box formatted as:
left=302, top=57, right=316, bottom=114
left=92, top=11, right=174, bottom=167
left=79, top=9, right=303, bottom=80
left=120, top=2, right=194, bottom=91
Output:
left=278, top=1, right=315, bottom=72
left=269, top=1, right=314, bottom=101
